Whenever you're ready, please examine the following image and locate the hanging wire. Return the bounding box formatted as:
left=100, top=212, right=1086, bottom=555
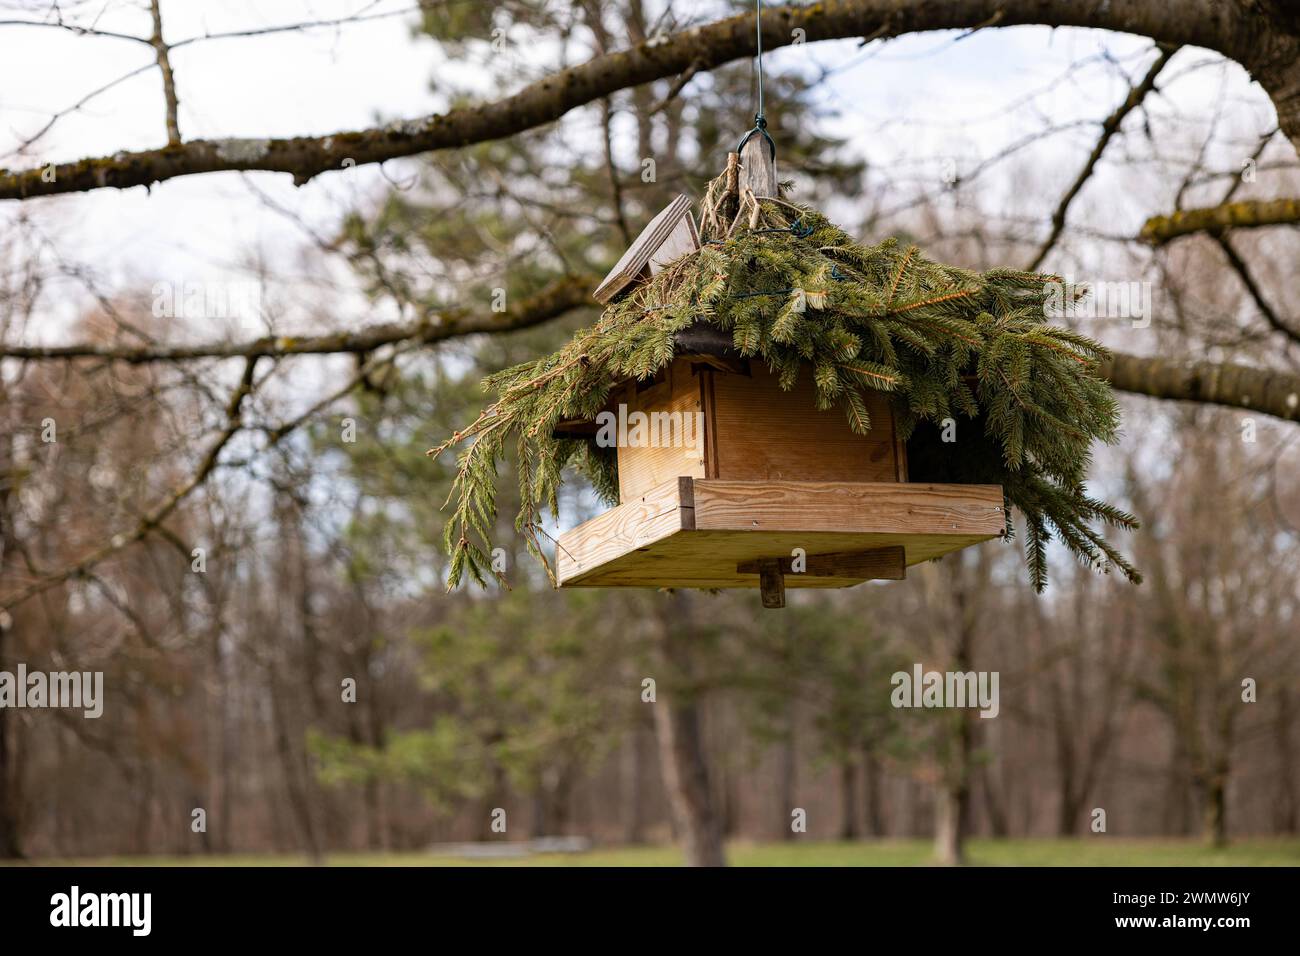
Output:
left=754, top=0, right=765, bottom=123
left=736, top=0, right=776, bottom=161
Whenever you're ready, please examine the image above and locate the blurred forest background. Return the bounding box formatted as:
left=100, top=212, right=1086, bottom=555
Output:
left=1, top=1, right=1298, bottom=866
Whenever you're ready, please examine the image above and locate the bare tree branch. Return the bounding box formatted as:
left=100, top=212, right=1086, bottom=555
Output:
left=0, top=2, right=435, bottom=50
left=1214, top=234, right=1300, bottom=346
left=263, top=339, right=421, bottom=446
left=1219, top=129, right=1279, bottom=204
left=0, top=274, right=592, bottom=363
left=0, top=357, right=260, bottom=611
left=0, top=316, right=486, bottom=613
left=148, top=0, right=181, bottom=146
left=1026, top=46, right=1175, bottom=271
left=3, top=62, right=155, bottom=159
left=164, top=3, right=439, bottom=51
left=601, top=99, right=632, bottom=246
left=0, top=18, right=152, bottom=46
left=646, top=58, right=704, bottom=115
left=2, top=0, right=1297, bottom=201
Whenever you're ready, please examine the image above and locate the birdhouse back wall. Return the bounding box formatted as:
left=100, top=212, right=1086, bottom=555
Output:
left=614, top=357, right=906, bottom=503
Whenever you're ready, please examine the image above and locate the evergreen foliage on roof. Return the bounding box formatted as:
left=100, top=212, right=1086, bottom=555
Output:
left=431, top=169, right=1140, bottom=592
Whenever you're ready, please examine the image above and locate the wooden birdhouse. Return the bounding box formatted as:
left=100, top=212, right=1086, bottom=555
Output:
left=552, top=143, right=1006, bottom=607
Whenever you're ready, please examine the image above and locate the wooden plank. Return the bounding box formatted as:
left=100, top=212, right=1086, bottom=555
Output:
left=676, top=475, right=696, bottom=526
left=593, top=195, right=694, bottom=304
left=615, top=360, right=707, bottom=502
left=691, top=480, right=1006, bottom=537
left=699, top=367, right=721, bottom=480
left=556, top=479, right=1005, bottom=590
left=561, top=528, right=995, bottom=589
left=709, top=364, right=898, bottom=484
left=738, top=545, right=906, bottom=580
left=739, top=135, right=777, bottom=199
left=648, top=211, right=700, bottom=274
left=556, top=477, right=691, bottom=585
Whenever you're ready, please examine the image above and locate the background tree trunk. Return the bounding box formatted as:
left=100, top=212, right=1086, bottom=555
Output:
left=935, top=710, right=974, bottom=866
left=652, top=591, right=726, bottom=867
left=839, top=761, right=859, bottom=840
left=1275, top=689, right=1298, bottom=834
left=1203, top=770, right=1228, bottom=848
left=621, top=720, right=648, bottom=844
left=980, top=757, right=1010, bottom=838
left=932, top=556, right=982, bottom=865
left=863, top=751, right=886, bottom=837
left=778, top=716, right=797, bottom=841
left=0, top=422, right=23, bottom=860
left=0, top=620, right=20, bottom=859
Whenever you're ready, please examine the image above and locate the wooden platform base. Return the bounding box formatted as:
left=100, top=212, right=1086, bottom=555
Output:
left=555, top=478, right=1006, bottom=592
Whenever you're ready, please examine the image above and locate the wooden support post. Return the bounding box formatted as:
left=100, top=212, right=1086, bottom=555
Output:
left=721, top=151, right=741, bottom=226
left=725, top=151, right=740, bottom=196
left=739, top=135, right=777, bottom=199
left=758, top=558, right=785, bottom=609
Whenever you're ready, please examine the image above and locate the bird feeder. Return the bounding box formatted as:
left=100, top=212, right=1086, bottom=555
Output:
left=550, top=141, right=1005, bottom=608
left=434, top=103, right=1135, bottom=602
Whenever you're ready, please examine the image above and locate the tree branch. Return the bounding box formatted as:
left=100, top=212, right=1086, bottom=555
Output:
left=5, top=270, right=1297, bottom=424
left=2, top=0, right=1295, bottom=201
left=149, top=0, right=181, bottom=146
left=1026, top=46, right=1175, bottom=271
left=0, top=357, right=260, bottom=611
left=1213, top=234, right=1300, bottom=346
left=1099, top=350, right=1300, bottom=422
left=0, top=274, right=593, bottom=363
left=1139, top=197, right=1300, bottom=245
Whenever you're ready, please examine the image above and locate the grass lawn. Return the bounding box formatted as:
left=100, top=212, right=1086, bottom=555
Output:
left=20, top=838, right=1300, bottom=867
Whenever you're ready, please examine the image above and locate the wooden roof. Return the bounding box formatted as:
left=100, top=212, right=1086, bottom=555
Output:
left=593, top=194, right=697, bottom=304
